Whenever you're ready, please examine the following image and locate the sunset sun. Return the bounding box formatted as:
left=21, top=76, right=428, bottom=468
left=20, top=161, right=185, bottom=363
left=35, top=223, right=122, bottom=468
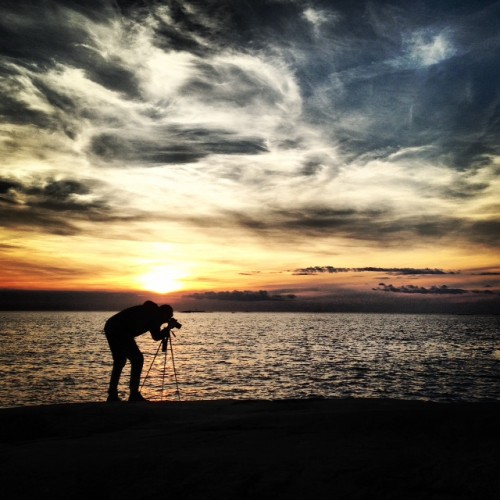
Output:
left=138, top=267, right=185, bottom=294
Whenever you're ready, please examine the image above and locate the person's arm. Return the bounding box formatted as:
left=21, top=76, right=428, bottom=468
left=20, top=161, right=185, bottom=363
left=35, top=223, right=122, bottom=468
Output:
left=150, top=323, right=166, bottom=341
left=150, top=316, right=171, bottom=341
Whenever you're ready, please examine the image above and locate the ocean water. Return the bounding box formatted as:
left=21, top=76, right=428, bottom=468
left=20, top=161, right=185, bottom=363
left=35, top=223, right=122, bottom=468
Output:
left=0, top=312, right=498, bottom=408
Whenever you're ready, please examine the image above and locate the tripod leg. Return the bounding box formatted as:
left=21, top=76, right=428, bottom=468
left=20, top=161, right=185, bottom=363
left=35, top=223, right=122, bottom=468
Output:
left=141, top=341, right=162, bottom=391
left=161, top=343, right=168, bottom=402
left=169, top=336, right=181, bottom=400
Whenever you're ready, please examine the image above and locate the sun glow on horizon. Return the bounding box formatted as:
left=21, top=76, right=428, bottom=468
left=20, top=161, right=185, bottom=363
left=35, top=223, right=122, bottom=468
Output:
left=137, top=267, right=185, bottom=294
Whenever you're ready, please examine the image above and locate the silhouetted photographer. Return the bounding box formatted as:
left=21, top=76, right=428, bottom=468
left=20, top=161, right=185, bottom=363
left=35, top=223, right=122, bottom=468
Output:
left=104, top=300, right=181, bottom=402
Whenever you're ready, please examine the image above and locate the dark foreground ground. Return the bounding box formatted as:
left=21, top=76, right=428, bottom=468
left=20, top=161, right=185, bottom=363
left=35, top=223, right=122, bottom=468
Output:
left=0, top=398, right=498, bottom=499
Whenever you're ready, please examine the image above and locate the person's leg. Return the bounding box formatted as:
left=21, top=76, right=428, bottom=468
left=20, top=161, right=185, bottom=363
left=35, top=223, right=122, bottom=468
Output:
left=106, top=335, right=127, bottom=402
left=123, top=338, right=146, bottom=401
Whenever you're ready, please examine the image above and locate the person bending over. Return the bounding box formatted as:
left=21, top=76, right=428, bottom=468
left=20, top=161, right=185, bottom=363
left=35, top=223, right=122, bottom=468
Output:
left=104, top=300, right=174, bottom=402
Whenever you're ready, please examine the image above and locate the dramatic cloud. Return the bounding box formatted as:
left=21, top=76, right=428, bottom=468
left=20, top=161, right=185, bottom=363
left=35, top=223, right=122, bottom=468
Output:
left=0, top=176, right=111, bottom=234
left=2, top=1, right=499, bottom=242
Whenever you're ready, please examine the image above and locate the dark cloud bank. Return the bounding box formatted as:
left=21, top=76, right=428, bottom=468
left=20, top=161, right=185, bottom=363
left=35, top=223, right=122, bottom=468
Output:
left=374, top=283, right=495, bottom=295
left=293, top=266, right=455, bottom=275
left=186, top=290, right=297, bottom=302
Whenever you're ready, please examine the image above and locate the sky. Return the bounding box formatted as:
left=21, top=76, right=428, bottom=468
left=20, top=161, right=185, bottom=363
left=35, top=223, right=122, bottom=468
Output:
left=1, top=0, right=499, bottom=312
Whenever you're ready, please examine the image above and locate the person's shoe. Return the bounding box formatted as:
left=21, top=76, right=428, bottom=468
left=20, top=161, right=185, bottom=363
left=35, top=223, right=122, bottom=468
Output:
left=128, top=392, right=149, bottom=403
left=106, top=393, right=121, bottom=403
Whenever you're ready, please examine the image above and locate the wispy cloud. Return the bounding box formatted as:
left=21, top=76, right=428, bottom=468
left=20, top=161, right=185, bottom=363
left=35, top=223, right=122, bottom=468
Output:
left=399, top=30, right=457, bottom=68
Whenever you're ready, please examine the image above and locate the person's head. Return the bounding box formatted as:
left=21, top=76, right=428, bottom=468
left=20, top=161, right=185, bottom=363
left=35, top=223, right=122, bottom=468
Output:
left=159, top=304, right=173, bottom=322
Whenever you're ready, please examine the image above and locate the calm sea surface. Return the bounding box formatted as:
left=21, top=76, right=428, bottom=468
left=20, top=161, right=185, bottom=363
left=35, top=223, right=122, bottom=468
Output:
left=0, top=312, right=499, bottom=408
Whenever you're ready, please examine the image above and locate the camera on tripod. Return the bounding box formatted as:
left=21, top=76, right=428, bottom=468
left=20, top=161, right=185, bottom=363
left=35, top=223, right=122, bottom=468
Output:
left=161, top=317, right=182, bottom=351
left=168, top=317, right=182, bottom=330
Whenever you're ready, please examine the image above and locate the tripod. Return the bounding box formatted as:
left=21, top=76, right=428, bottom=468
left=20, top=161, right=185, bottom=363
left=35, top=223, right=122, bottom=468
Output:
left=141, top=333, right=181, bottom=401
